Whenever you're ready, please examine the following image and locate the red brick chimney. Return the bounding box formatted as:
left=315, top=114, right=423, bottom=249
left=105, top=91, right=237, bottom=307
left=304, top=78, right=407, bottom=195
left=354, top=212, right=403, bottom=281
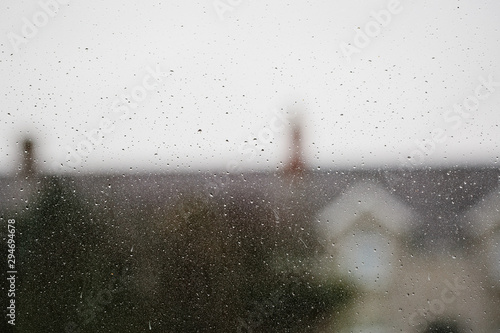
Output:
left=20, top=138, right=36, bottom=178
left=283, top=120, right=306, bottom=178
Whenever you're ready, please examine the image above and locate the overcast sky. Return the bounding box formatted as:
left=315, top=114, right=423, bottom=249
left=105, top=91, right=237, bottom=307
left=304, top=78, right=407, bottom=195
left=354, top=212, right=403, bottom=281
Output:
left=1, top=0, right=499, bottom=175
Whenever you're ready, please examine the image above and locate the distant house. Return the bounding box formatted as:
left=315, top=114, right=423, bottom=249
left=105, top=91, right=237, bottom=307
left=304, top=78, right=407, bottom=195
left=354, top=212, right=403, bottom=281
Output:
left=315, top=181, right=413, bottom=288
left=313, top=177, right=500, bottom=333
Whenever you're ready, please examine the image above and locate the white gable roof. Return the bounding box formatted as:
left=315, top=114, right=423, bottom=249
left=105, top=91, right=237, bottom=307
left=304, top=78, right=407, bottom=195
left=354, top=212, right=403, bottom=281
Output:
left=316, top=180, right=414, bottom=239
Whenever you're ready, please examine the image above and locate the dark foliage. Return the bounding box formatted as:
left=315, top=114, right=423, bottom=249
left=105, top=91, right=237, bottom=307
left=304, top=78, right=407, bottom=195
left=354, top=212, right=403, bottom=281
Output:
left=11, top=179, right=355, bottom=332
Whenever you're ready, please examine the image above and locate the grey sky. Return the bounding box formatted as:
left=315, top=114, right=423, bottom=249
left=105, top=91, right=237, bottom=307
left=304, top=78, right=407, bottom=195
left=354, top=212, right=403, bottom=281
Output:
left=1, top=0, right=499, bottom=174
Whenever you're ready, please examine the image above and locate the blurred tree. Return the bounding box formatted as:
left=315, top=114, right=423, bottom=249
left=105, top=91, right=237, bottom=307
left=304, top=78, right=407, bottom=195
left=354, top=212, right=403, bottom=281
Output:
left=12, top=179, right=355, bottom=332
left=17, top=176, right=119, bottom=333
left=152, top=194, right=355, bottom=332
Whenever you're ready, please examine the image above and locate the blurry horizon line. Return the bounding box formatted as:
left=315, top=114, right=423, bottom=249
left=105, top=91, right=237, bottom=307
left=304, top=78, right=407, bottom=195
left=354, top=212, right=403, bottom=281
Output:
left=1, top=159, right=499, bottom=178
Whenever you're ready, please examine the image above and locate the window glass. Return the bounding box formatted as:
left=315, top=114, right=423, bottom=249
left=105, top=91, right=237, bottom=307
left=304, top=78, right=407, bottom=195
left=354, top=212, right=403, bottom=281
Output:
left=1, top=1, right=499, bottom=332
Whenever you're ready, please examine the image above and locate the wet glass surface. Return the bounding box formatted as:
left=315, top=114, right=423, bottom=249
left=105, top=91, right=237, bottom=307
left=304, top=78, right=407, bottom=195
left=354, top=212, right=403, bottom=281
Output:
left=1, top=1, right=500, bottom=332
